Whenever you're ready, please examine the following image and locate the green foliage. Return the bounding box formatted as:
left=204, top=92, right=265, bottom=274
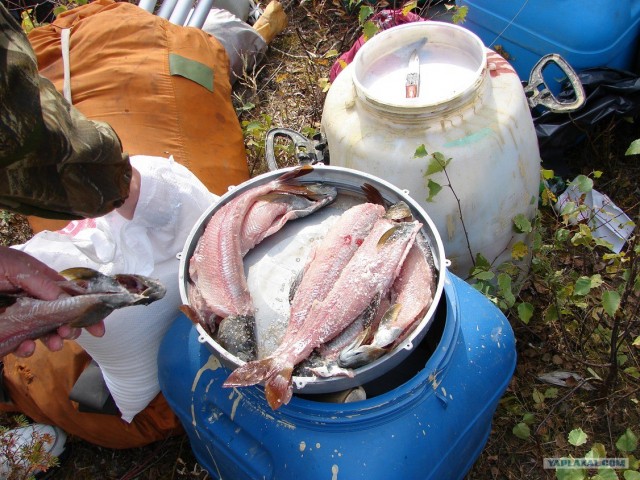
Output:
left=569, top=428, right=588, bottom=447
left=617, top=429, right=638, bottom=453
left=625, top=139, right=640, bottom=156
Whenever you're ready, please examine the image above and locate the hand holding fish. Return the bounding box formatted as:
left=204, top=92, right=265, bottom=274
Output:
left=0, top=247, right=108, bottom=357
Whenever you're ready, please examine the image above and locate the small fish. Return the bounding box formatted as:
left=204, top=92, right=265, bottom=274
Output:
left=0, top=267, right=166, bottom=358
left=224, top=217, right=422, bottom=410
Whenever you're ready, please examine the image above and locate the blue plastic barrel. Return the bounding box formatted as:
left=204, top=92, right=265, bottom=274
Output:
left=457, top=0, right=640, bottom=91
left=158, top=272, right=516, bottom=480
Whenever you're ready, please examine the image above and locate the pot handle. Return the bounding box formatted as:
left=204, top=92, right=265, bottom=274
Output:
left=523, top=54, right=586, bottom=113
left=265, top=128, right=329, bottom=171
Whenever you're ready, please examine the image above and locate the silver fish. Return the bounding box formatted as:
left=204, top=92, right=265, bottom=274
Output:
left=224, top=217, right=421, bottom=410
left=0, top=267, right=166, bottom=358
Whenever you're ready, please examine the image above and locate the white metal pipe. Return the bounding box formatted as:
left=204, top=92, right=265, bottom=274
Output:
left=168, top=0, right=194, bottom=25
left=187, top=0, right=215, bottom=29
left=137, top=0, right=156, bottom=13
left=157, top=0, right=179, bottom=19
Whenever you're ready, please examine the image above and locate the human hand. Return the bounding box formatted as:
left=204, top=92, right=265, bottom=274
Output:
left=0, top=246, right=105, bottom=357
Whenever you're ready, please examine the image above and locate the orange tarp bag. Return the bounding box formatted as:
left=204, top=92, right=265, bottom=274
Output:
left=27, top=0, right=249, bottom=232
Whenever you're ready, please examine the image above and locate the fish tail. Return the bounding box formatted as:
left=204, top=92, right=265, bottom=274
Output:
left=223, top=357, right=279, bottom=388
left=264, top=365, right=294, bottom=410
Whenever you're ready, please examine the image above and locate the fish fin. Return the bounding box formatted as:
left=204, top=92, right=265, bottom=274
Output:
left=377, top=226, right=401, bottom=247
left=277, top=165, right=314, bottom=184
left=68, top=303, right=117, bottom=328
left=180, top=304, right=202, bottom=325
left=223, top=357, right=277, bottom=387
left=385, top=201, right=413, bottom=221
left=338, top=345, right=387, bottom=369
left=59, top=267, right=102, bottom=281
left=361, top=183, right=386, bottom=207
left=265, top=366, right=294, bottom=410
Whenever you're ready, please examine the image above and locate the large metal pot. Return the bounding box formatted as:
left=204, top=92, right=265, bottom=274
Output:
left=179, top=164, right=446, bottom=394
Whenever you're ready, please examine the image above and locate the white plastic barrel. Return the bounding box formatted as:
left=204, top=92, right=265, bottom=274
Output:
left=321, top=21, right=540, bottom=278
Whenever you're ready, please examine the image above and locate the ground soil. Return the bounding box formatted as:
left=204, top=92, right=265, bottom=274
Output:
left=1, top=1, right=639, bottom=479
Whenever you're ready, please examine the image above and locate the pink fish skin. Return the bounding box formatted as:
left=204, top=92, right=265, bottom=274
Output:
left=188, top=166, right=334, bottom=323
left=338, top=236, right=436, bottom=368
left=240, top=187, right=337, bottom=256
left=0, top=268, right=165, bottom=358
left=287, top=202, right=385, bottom=334
left=224, top=217, right=422, bottom=410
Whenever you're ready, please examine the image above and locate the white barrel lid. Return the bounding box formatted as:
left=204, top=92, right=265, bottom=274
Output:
left=352, top=21, right=487, bottom=112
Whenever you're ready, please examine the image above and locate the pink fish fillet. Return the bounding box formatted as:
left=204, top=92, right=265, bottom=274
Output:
left=287, top=202, right=385, bottom=335
left=239, top=189, right=338, bottom=256
left=188, top=166, right=326, bottom=323
left=224, top=217, right=422, bottom=410
left=338, top=236, right=437, bottom=368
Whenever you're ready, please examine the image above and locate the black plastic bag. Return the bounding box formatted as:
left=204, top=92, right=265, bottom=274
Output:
left=532, top=67, right=640, bottom=171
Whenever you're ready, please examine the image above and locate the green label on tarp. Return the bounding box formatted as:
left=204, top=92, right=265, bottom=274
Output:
left=169, top=53, right=214, bottom=92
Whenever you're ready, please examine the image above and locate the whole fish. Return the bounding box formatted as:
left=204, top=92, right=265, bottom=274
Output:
left=0, top=267, right=165, bottom=358
left=340, top=234, right=437, bottom=368
left=224, top=217, right=422, bottom=410
left=185, top=166, right=337, bottom=360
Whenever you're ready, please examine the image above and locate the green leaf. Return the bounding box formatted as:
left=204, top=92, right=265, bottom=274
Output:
left=513, top=214, right=533, bottom=233
left=586, top=443, right=607, bottom=459
left=358, top=5, right=374, bottom=23
left=624, top=471, right=640, bottom=480
left=556, top=465, right=587, bottom=480
left=498, top=273, right=516, bottom=308
left=602, top=290, right=621, bottom=317
left=414, top=144, right=428, bottom=158
left=532, top=388, right=545, bottom=405
left=475, top=253, right=491, bottom=270
left=625, top=139, right=640, bottom=156
left=541, top=168, right=555, bottom=180
left=425, top=154, right=451, bottom=175
left=616, top=429, right=638, bottom=452
left=473, top=270, right=495, bottom=281
left=53, top=4, right=67, bottom=16
left=522, top=412, right=536, bottom=425
left=624, top=367, right=640, bottom=379
left=571, top=174, right=594, bottom=193
left=556, top=228, right=571, bottom=243
left=361, top=20, right=379, bottom=40
left=517, top=302, right=534, bottom=324
left=633, top=336, right=640, bottom=347
left=426, top=179, right=442, bottom=202
left=544, top=387, right=559, bottom=399
left=593, top=468, right=618, bottom=480
left=513, top=422, right=530, bottom=440
left=568, top=428, right=588, bottom=446
left=402, top=0, right=418, bottom=15
left=574, top=276, right=593, bottom=296
left=509, top=239, right=528, bottom=259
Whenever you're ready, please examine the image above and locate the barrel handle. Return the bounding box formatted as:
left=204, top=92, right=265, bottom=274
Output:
left=265, top=128, right=329, bottom=171
left=524, top=53, right=586, bottom=113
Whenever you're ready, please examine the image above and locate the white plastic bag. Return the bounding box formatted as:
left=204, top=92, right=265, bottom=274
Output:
left=14, top=155, right=216, bottom=422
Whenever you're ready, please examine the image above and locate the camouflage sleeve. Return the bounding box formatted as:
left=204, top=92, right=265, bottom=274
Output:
left=0, top=4, right=131, bottom=220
